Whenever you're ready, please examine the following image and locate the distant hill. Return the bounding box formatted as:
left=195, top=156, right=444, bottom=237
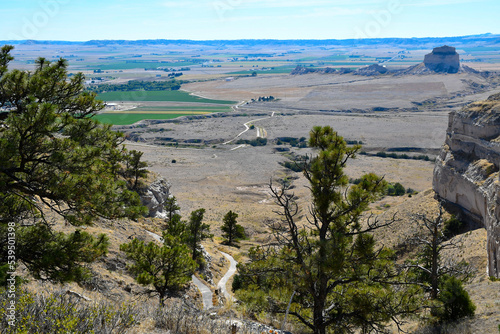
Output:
left=1, top=33, right=499, bottom=48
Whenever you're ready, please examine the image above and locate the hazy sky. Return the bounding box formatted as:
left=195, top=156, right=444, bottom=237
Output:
left=1, top=0, right=498, bottom=41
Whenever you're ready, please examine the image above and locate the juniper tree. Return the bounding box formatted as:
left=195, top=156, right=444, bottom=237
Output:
left=235, top=126, right=417, bottom=334
left=0, top=45, right=146, bottom=283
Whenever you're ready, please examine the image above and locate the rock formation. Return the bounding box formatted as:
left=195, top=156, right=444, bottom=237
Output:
left=424, top=45, right=460, bottom=73
left=354, top=63, right=388, bottom=76
left=139, top=178, right=171, bottom=218
left=433, top=93, right=500, bottom=278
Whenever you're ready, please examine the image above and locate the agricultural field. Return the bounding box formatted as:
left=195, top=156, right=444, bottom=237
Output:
left=97, top=90, right=236, bottom=104
left=95, top=105, right=233, bottom=125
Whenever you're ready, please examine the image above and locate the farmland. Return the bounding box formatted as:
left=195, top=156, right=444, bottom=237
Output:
left=97, top=90, right=236, bottom=104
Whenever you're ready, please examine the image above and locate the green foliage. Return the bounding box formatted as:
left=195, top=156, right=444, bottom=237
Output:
left=221, top=211, right=246, bottom=246
left=165, top=214, right=186, bottom=240
left=164, top=196, right=181, bottom=222
left=375, top=151, right=432, bottom=161
left=94, top=113, right=202, bottom=125
left=387, top=182, right=406, bottom=196
left=0, top=46, right=147, bottom=284
left=120, top=233, right=196, bottom=306
left=123, top=150, right=149, bottom=190
left=87, top=79, right=183, bottom=93
left=96, top=90, right=235, bottom=104
left=443, top=215, right=464, bottom=239
left=186, top=209, right=213, bottom=262
left=432, top=276, right=476, bottom=323
left=236, top=126, right=416, bottom=333
left=408, top=206, right=475, bottom=323
left=15, top=224, right=109, bottom=282
left=0, top=289, right=138, bottom=333
left=236, top=137, right=268, bottom=146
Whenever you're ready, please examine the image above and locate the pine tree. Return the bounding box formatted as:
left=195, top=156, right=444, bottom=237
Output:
left=235, top=126, right=417, bottom=334
left=185, top=209, right=212, bottom=262
left=120, top=233, right=196, bottom=306
left=164, top=196, right=180, bottom=222
left=221, top=211, right=245, bottom=246
left=0, top=45, right=147, bottom=283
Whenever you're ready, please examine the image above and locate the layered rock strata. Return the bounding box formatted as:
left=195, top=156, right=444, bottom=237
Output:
left=433, top=93, right=500, bottom=277
left=424, top=45, right=460, bottom=73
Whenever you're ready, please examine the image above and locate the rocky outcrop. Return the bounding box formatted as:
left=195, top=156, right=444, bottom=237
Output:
left=291, top=65, right=352, bottom=75
left=433, top=93, right=500, bottom=277
left=354, top=63, right=388, bottom=76
left=424, top=45, right=460, bottom=73
left=139, top=178, right=171, bottom=218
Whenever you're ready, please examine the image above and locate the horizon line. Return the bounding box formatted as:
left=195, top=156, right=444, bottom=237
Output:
left=1, top=33, right=498, bottom=43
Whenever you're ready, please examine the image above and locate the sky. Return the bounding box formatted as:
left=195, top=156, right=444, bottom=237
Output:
left=0, top=0, right=498, bottom=41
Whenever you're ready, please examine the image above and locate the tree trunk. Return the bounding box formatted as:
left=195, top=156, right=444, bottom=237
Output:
left=431, top=223, right=439, bottom=299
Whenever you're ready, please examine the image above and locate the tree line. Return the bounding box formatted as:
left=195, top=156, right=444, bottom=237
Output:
left=86, top=79, right=183, bottom=93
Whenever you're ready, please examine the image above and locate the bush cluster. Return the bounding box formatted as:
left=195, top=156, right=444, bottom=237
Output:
left=87, top=80, right=183, bottom=93
left=236, top=137, right=268, bottom=146
left=0, top=289, right=139, bottom=334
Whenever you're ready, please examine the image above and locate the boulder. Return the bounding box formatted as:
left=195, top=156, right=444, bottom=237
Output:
left=433, top=93, right=500, bottom=277
left=424, top=45, right=460, bottom=73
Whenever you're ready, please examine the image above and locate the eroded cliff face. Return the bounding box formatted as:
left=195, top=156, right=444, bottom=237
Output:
left=433, top=93, right=500, bottom=278
left=424, top=45, right=460, bottom=73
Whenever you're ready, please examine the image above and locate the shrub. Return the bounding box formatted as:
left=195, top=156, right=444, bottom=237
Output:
left=0, top=289, right=139, bottom=334
left=433, top=276, right=476, bottom=323
left=443, top=215, right=464, bottom=239
left=387, top=182, right=406, bottom=196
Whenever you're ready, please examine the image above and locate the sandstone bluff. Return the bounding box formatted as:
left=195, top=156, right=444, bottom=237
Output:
left=433, top=93, right=500, bottom=278
left=424, top=45, right=460, bottom=73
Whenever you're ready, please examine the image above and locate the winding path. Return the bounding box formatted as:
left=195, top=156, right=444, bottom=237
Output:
left=217, top=251, right=238, bottom=301
left=223, top=112, right=274, bottom=145
left=144, top=231, right=239, bottom=309
left=145, top=230, right=214, bottom=309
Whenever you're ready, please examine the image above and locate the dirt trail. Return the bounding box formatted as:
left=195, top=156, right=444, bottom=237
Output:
left=145, top=230, right=214, bottom=309
left=223, top=112, right=274, bottom=145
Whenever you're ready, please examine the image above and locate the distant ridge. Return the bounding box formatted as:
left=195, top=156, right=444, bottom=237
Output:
left=1, top=33, right=499, bottom=48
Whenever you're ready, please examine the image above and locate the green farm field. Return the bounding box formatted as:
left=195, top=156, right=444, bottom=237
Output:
left=128, top=106, right=232, bottom=112
left=94, top=112, right=211, bottom=125
left=97, top=90, right=236, bottom=104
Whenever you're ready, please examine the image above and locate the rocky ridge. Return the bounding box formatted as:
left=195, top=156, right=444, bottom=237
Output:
left=433, top=93, right=500, bottom=278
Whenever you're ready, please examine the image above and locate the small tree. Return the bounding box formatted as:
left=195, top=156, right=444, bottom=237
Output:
left=434, top=276, right=476, bottom=322
left=408, top=205, right=473, bottom=300
left=407, top=205, right=475, bottom=322
left=165, top=213, right=186, bottom=240
left=221, top=211, right=245, bottom=246
left=185, top=209, right=213, bottom=262
left=163, top=196, right=180, bottom=222
left=124, top=150, right=149, bottom=190
left=120, top=233, right=196, bottom=306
